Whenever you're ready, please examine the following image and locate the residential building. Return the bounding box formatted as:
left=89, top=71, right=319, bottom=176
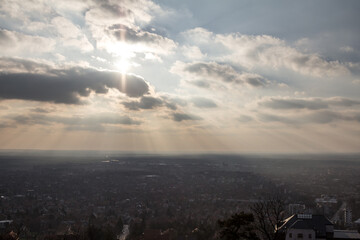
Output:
left=278, top=214, right=360, bottom=240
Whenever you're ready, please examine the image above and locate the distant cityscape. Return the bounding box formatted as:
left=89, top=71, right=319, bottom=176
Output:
left=0, top=152, right=360, bottom=240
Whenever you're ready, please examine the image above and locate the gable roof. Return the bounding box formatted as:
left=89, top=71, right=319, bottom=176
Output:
left=288, top=219, right=312, bottom=230
left=278, top=214, right=333, bottom=238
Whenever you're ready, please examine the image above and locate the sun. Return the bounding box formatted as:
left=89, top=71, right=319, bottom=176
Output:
left=108, top=40, right=147, bottom=74
left=115, top=57, right=131, bottom=74
left=109, top=42, right=135, bottom=74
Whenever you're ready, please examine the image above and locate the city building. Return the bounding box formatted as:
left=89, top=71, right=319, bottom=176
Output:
left=288, top=204, right=306, bottom=215
left=344, top=207, right=352, bottom=226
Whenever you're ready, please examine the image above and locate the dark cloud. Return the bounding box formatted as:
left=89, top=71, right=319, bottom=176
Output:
left=353, top=113, right=360, bottom=122
left=306, top=111, right=343, bottom=124
left=160, top=96, right=188, bottom=111
left=109, top=24, right=149, bottom=42
left=189, top=80, right=210, bottom=88
left=246, top=76, right=267, bottom=87
left=122, top=95, right=188, bottom=111
left=184, top=62, right=240, bottom=83
left=11, top=114, right=50, bottom=126
left=88, top=0, right=154, bottom=21
left=305, top=111, right=359, bottom=124
left=0, top=57, right=51, bottom=73
left=237, top=115, right=253, bottom=123
left=108, top=24, right=169, bottom=45
left=123, top=96, right=163, bottom=110
left=60, top=114, right=141, bottom=126
left=0, top=30, right=12, bottom=44
left=32, top=107, right=51, bottom=113
left=0, top=123, right=14, bottom=128
left=191, top=97, right=217, bottom=108
left=259, top=98, right=328, bottom=110
left=259, top=97, right=360, bottom=110
left=5, top=112, right=141, bottom=130
left=85, top=1, right=134, bottom=25
left=172, top=113, right=202, bottom=122
left=0, top=105, right=9, bottom=110
left=329, top=97, right=360, bottom=107
left=0, top=60, right=150, bottom=104
left=179, top=62, right=268, bottom=87
left=65, top=124, right=106, bottom=132
left=258, top=110, right=360, bottom=125
left=258, top=113, right=294, bottom=124
left=164, top=102, right=177, bottom=110
left=98, top=3, right=132, bottom=18
left=165, top=97, right=187, bottom=107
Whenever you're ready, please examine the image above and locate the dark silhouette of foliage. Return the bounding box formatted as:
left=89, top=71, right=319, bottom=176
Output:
left=116, top=217, right=124, bottom=234
left=217, top=212, right=260, bottom=240
left=128, top=219, right=146, bottom=238
left=86, top=225, right=116, bottom=240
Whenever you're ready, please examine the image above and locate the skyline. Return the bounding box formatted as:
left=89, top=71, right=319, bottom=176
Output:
left=0, top=0, right=360, bottom=153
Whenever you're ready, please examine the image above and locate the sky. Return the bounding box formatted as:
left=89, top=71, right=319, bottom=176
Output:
left=0, top=0, right=360, bottom=153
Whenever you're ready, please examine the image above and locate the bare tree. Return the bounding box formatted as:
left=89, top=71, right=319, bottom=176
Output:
left=250, top=192, right=285, bottom=240
left=217, top=212, right=260, bottom=240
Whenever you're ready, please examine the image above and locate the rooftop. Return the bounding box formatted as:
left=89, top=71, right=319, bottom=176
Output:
left=278, top=214, right=333, bottom=238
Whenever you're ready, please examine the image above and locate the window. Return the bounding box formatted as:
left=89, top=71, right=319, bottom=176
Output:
left=308, top=233, right=312, bottom=239
left=297, top=233, right=303, bottom=238
left=288, top=233, right=292, bottom=238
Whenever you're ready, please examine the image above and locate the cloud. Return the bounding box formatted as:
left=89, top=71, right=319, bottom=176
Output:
left=191, top=97, right=217, bottom=108
left=0, top=0, right=170, bottom=58
left=0, top=4, right=93, bottom=54
left=188, top=80, right=210, bottom=88
left=0, top=29, right=55, bottom=56
left=237, top=115, right=254, bottom=123
left=122, top=95, right=191, bottom=112
left=258, top=113, right=294, bottom=124
left=171, top=61, right=269, bottom=88
left=172, top=113, right=202, bottom=122
left=258, top=97, right=360, bottom=110
left=0, top=57, right=52, bottom=74
left=95, top=23, right=176, bottom=57
left=85, top=0, right=162, bottom=26
left=85, top=1, right=175, bottom=57
left=259, top=98, right=328, bottom=110
left=305, top=111, right=345, bottom=124
left=181, top=45, right=206, bottom=59
left=217, top=32, right=350, bottom=78
left=31, top=107, right=51, bottom=113
left=340, top=46, right=355, bottom=53
left=160, top=95, right=188, bottom=110
left=0, top=123, right=13, bottom=129
left=0, top=105, right=9, bottom=110
left=123, top=96, right=163, bottom=110
left=0, top=58, right=150, bottom=104
left=328, top=97, right=360, bottom=107
left=108, top=24, right=176, bottom=52
left=0, top=1, right=53, bottom=26
left=258, top=110, right=360, bottom=125
left=182, top=28, right=350, bottom=78
left=51, top=16, right=93, bottom=52
left=4, top=112, right=141, bottom=130
left=121, top=93, right=198, bottom=111
left=255, top=97, right=360, bottom=125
